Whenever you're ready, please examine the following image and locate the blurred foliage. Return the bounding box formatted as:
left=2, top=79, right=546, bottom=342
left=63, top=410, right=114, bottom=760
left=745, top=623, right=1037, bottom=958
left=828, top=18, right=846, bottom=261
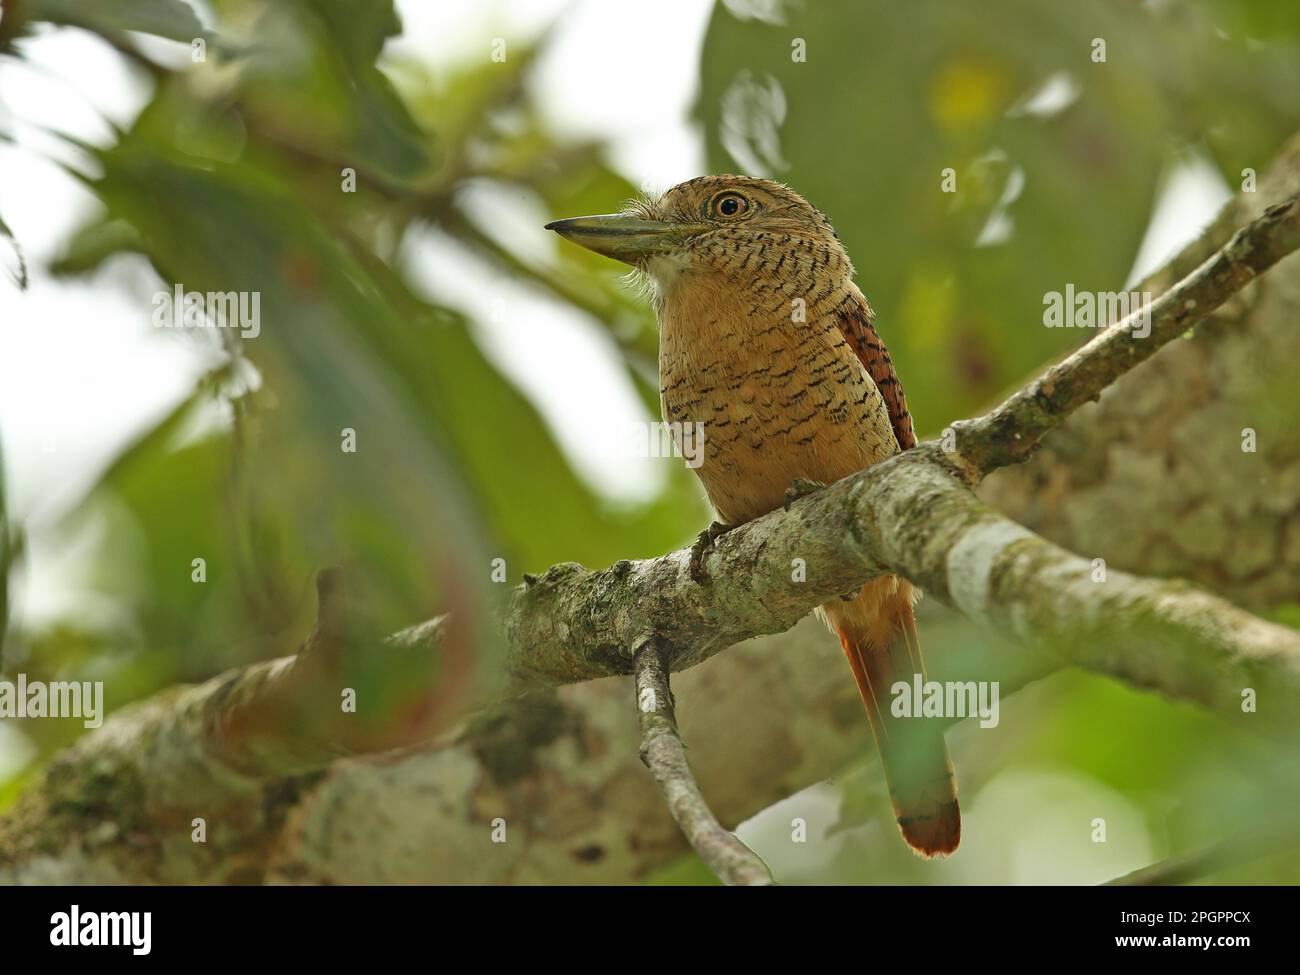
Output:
left=0, top=0, right=1298, bottom=884
left=0, top=207, right=26, bottom=289
left=698, top=0, right=1300, bottom=432
left=0, top=1, right=707, bottom=770
left=9, top=0, right=210, bottom=45
left=0, top=444, right=16, bottom=668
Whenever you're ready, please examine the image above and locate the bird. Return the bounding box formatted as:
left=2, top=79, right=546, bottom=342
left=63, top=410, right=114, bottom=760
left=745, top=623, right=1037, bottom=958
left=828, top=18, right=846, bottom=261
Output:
left=546, top=175, right=959, bottom=857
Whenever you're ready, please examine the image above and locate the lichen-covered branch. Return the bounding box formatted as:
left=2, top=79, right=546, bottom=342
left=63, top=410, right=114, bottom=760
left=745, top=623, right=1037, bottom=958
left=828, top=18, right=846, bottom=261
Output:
left=632, top=639, right=774, bottom=886
left=505, top=442, right=1300, bottom=740
left=951, top=195, right=1300, bottom=475
left=981, top=135, right=1300, bottom=612
left=6, top=615, right=1036, bottom=884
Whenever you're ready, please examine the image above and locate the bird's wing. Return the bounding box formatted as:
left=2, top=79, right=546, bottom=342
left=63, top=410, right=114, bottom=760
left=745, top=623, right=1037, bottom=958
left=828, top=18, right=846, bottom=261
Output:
left=836, top=300, right=916, bottom=450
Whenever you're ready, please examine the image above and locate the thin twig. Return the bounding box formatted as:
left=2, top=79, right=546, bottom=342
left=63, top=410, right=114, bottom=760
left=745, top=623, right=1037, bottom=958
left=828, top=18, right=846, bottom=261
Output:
left=1106, top=818, right=1300, bottom=886
left=633, top=638, right=775, bottom=886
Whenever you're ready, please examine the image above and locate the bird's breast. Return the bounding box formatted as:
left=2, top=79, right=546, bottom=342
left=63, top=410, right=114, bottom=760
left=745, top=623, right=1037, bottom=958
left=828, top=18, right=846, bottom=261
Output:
left=657, top=278, right=897, bottom=525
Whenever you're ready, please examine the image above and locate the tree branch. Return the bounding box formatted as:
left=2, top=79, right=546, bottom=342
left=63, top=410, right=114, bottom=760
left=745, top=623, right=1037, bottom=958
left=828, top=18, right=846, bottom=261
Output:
left=979, top=133, right=1300, bottom=615
left=502, top=443, right=1300, bottom=741
left=952, top=197, right=1300, bottom=475
left=1106, top=816, right=1300, bottom=886
left=632, top=638, right=774, bottom=886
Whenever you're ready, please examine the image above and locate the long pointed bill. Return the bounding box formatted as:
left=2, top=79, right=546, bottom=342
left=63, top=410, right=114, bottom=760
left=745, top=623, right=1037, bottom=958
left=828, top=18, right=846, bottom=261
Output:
left=545, top=213, right=703, bottom=265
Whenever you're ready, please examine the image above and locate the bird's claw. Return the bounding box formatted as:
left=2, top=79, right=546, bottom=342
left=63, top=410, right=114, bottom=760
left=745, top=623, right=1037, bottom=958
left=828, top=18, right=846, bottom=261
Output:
left=689, top=521, right=732, bottom=584
left=783, top=478, right=827, bottom=511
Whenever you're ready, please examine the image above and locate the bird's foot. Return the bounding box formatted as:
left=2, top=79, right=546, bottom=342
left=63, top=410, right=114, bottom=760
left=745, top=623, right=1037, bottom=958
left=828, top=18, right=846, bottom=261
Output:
left=783, top=478, right=827, bottom=511
left=689, top=521, right=733, bottom=584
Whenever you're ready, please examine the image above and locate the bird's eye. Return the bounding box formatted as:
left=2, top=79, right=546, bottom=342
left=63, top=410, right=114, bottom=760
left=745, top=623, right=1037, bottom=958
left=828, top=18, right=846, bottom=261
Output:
left=712, top=192, right=749, bottom=218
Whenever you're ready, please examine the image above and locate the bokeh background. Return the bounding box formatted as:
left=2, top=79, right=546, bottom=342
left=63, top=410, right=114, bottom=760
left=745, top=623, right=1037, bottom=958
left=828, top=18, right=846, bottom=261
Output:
left=2, top=0, right=1299, bottom=883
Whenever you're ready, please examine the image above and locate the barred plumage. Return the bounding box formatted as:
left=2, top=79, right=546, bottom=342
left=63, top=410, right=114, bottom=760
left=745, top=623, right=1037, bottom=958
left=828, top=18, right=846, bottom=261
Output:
left=549, top=175, right=960, bottom=856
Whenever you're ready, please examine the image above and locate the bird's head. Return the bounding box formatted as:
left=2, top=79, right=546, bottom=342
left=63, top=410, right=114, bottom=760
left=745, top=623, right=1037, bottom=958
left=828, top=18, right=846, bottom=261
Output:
left=546, top=175, right=851, bottom=290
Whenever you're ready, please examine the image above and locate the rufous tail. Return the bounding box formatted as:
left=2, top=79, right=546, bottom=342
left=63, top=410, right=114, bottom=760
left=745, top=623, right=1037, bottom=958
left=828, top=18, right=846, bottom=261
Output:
left=824, top=579, right=960, bottom=857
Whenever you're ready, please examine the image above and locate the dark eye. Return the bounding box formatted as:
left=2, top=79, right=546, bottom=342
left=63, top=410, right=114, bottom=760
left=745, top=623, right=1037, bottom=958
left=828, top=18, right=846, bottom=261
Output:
left=713, top=192, right=749, bottom=218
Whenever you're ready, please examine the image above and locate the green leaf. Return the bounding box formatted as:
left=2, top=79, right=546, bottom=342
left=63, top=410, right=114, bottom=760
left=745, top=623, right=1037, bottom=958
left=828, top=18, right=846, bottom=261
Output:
left=232, top=0, right=432, bottom=183
left=49, top=217, right=143, bottom=277
left=0, top=209, right=27, bottom=290
left=24, top=0, right=208, bottom=43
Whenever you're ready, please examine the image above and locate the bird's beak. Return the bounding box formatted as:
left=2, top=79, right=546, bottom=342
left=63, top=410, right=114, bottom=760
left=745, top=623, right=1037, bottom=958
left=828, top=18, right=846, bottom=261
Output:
left=545, top=213, right=702, bottom=265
